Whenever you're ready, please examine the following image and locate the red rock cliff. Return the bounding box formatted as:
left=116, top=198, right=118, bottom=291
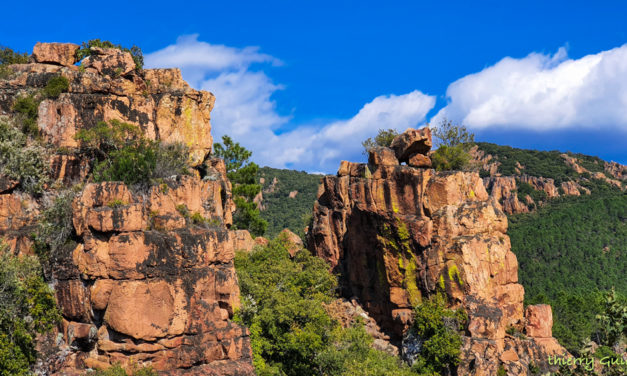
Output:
left=0, top=43, right=253, bottom=375
left=307, top=128, right=566, bottom=375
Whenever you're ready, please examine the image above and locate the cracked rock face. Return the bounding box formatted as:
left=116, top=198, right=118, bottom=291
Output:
left=307, top=127, right=567, bottom=375
left=0, top=43, right=253, bottom=375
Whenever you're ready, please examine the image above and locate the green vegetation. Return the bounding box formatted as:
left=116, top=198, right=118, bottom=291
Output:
left=431, top=119, right=475, bottom=171
left=0, top=46, right=28, bottom=79
left=0, top=119, right=49, bottom=194
left=76, top=120, right=190, bottom=186
left=0, top=244, right=61, bottom=375
left=361, top=128, right=399, bottom=155
left=256, top=167, right=321, bottom=238
left=476, top=142, right=582, bottom=183
left=516, top=181, right=547, bottom=207
left=43, top=75, right=69, bottom=99
left=234, top=236, right=412, bottom=376
left=409, top=293, right=467, bottom=375
left=509, top=190, right=627, bottom=353
left=76, top=39, right=143, bottom=71
left=214, top=135, right=267, bottom=236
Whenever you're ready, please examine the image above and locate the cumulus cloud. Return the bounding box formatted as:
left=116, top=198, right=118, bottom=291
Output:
left=145, top=35, right=435, bottom=172
left=433, top=44, right=627, bottom=131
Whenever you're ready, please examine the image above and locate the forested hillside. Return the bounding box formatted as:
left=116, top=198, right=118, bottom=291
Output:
left=256, top=145, right=627, bottom=357
left=256, top=167, right=322, bottom=238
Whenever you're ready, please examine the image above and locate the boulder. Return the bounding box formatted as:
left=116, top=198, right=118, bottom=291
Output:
left=32, top=42, right=79, bottom=66
left=390, top=127, right=432, bottom=162
left=407, top=153, right=432, bottom=168
left=279, top=228, right=303, bottom=257
left=525, top=304, right=553, bottom=338
left=368, top=147, right=398, bottom=167
left=82, top=47, right=136, bottom=76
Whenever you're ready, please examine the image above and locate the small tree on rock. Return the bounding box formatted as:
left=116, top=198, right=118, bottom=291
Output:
left=431, top=118, right=475, bottom=171
left=213, top=135, right=267, bottom=236
left=361, top=129, right=399, bottom=155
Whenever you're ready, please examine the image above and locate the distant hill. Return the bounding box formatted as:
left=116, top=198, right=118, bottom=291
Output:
left=256, top=144, right=627, bottom=353
left=256, top=167, right=322, bottom=238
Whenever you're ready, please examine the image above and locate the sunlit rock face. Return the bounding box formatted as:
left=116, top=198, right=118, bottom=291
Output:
left=308, top=127, right=567, bottom=375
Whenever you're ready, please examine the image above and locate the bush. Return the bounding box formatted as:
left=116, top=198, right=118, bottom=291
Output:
left=33, top=189, right=77, bottom=265
left=12, top=95, right=40, bottom=135
left=0, top=120, right=49, bottom=194
left=0, top=46, right=29, bottom=79
left=409, top=293, right=466, bottom=375
left=76, top=120, right=189, bottom=186
left=361, top=129, right=399, bottom=155
left=43, top=75, right=69, bottom=99
left=235, top=238, right=412, bottom=376
left=0, top=245, right=61, bottom=375
left=431, top=144, right=472, bottom=171
left=76, top=39, right=144, bottom=71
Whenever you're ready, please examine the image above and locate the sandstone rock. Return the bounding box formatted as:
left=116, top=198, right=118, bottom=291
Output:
left=232, top=229, right=256, bottom=252
left=0, top=175, right=18, bottom=193
left=279, top=228, right=304, bottom=257
left=32, top=42, right=79, bottom=66
left=82, top=47, right=136, bottom=77
left=560, top=181, right=582, bottom=196
left=309, top=156, right=564, bottom=375
left=390, top=127, right=432, bottom=162
left=407, top=153, right=432, bottom=168
left=368, top=147, right=398, bottom=167
left=525, top=304, right=553, bottom=338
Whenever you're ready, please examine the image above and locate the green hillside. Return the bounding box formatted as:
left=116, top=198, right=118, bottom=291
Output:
left=256, top=167, right=322, bottom=238
left=256, top=146, right=627, bottom=355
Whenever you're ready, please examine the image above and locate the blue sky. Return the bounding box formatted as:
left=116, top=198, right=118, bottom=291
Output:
left=2, top=1, right=626, bottom=171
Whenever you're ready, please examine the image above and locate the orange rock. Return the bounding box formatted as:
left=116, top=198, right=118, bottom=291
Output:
left=525, top=304, right=553, bottom=338
left=232, top=229, right=256, bottom=252
left=368, top=147, right=399, bottom=167
left=32, top=42, right=79, bottom=66
left=390, top=127, right=432, bottom=162
left=278, top=228, right=303, bottom=257
left=407, top=153, right=432, bottom=168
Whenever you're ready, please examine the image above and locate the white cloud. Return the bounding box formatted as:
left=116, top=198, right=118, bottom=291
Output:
left=145, top=35, right=435, bottom=172
left=433, top=44, right=627, bottom=131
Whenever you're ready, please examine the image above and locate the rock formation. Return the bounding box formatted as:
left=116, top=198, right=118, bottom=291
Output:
left=308, top=127, right=566, bottom=375
left=0, top=43, right=253, bottom=375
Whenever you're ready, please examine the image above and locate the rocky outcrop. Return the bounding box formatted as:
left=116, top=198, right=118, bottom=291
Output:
left=308, top=127, right=566, bottom=375
left=1, top=44, right=214, bottom=166
left=0, top=43, right=254, bottom=375
left=46, top=176, right=254, bottom=375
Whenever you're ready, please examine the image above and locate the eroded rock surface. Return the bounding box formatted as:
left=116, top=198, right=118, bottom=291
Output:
left=308, top=127, right=566, bottom=375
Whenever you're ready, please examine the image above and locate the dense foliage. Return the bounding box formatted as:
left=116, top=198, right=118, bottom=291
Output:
left=87, top=363, right=157, bottom=376
left=214, top=135, right=267, bottom=236
left=409, top=293, right=467, bottom=375
left=76, top=120, right=190, bottom=186
left=475, top=142, right=610, bottom=184
left=0, top=46, right=28, bottom=79
left=361, top=129, right=399, bottom=155
left=256, top=167, right=321, bottom=238
left=75, top=39, right=144, bottom=71
left=0, top=245, right=61, bottom=375
left=234, top=236, right=412, bottom=376
left=431, top=119, right=475, bottom=171
left=0, top=119, right=49, bottom=194
left=12, top=75, right=69, bottom=135
left=509, top=190, right=627, bottom=352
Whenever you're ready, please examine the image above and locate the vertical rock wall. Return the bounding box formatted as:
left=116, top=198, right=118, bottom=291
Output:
left=307, top=128, right=567, bottom=375
left=0, top=43, right=253, bottom=375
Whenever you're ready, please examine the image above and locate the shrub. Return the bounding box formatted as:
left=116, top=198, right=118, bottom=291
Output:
left=0, top=46, right=28, bottom=79
left=12, top=95, right=39, bottom=135
left=75, top=39, right=144, bottom=71
left=361, top=128, right=399, bottom=155
left=409, top=293, right=466, bottom=375
left=32, top=189, right=77, bottom=277
left=0, top=245, right=61, bottom=375
left=43, top=75, right=69, bottom=99
left=0, top=120, right=49, bottom=194
left=76, top=120, right=189, bottom=186
left=431, top=144, right=472, bottom=171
